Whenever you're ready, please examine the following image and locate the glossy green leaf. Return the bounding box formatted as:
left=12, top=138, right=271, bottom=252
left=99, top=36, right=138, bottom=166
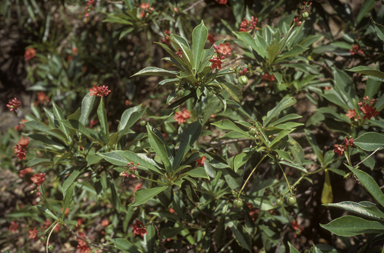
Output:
left=234, top=32, right=266, bottom=58
left=79, top=93, right=95, bottom=126
left=277, top=45, right=306, bottom=61
left=144, top=225, right=156, bottom=253
left=365, top=75, right=381, bottom=99
left=355, top=0, right=375, bottom=26
left=131, top=67, right=178, bottom=77
left=192, top=20, right=208, bottom=71
left=147, top=125, right=172, bottom=172
left=354, top=132, right=384, bottom=151
left=97, top=97, right=109, bottom=143
left=269, top=114, right=302, bottom=127
left=108, top=175, right=121, bottom=211
left=263, top=96, right=296, bottom=126
left=34, top=205, right=59, bottom=221
left=52, top=101, right=70, bottom=140
left=347, top=165, right=384, bottom=207
left=324, top=201, right=384, bottom=221
left=288, top=242, right=300, bottom=253
left=234, top=152, right=252, bottom=172
left=61, top=119, right=101, bottom=143
left=218, top=78, right=243, bottom=103
left=155, top=42, right=188, bottom=70
left=118, top=105, right=146, bottom=131
left=24, top=121, right=67, bottom=143
left=288, top=135, right=304, bottom=166
left=133, top=186, right=169, bottom=206
left=160, top=227, right=185, bottom=239
left=333, top=67, right=357, bottom=108
left=62, top=182, right=76, bottom=220
left=62, top=168, right=82, bottom=197
left=229, top=221, right=252, bottom=252
left=279, top=161, right=308, bottom=173
left=112, top=238, right=140, bottom=253
left=185, top=167, right=208, bottom=179
left=213, top=214, right=226, bottom=247
left=98, top=151, right=128, bottom=166
left=173, top=121, right=202, bottom=171
left=348, top=66, right=384, bottom=80
left=374, top=22, right=384, bottom=42
left=320, top=215, right=384, bottom=236
left=116, top=150, right=162, bottom=174
left=305, top=129, right=324, bottom=165
left=269, top=129, right=294, bottom=148
left=26, top=158, right=53, bottom=167
left=211, top=120, right=250, bottom=136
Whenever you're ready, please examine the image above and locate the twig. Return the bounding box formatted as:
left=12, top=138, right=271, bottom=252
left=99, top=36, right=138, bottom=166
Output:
left=354, top=146, right=383, bottom=168
left=309, top=60, right=334, bottom=77
left=182, top=0, right=205, bottom=12
left=46, top=223, right=59, bottom=253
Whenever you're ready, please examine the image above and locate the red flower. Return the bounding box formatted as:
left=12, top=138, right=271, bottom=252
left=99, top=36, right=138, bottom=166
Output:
left=89, top=85, right=111, bottom=97
left=9, top=221, right=19, bottom=233
left=36, top=92, right=50, bottom=105
left=333, top=144, right=344, bottom=157
left=101, top=220, right=109, bottom=226
left=44, top=219, right=52, bottom=229
left=240, top=16, right=258, bottom=32
left=28, top=228, right=38, bottom=241
left=174, top=109, right=191, bottom=124
left=360, top=104, right=380, bottom=119
left=19, top=167, right=32, bottom=178
left=125, top=100, right=130, bottom=106
left=18, top=137, right=29, bottom=148
left=140, top=3, right=150, bottom=9
left=207, top=34, right=215, bottom=44
left=215, top=0, right=228, bottom=4
left=344, top=138, right=354, bottom=147
left=7, top=98, right=21, bottom=112
left=345, top=109, right=356, bottom=119
left=216, top=43, right=232, bottom=56
left=131, top=219, right=147, bottom=237
left=350, top=45, right=364, bottom=55
left=31, top=173, right=46, bottom=187
left=209, top=56, right=222, bottom=69
left=14, top=145, right=26, bottom=160
left=175, top=48, right=183, bottom=58
left=77, top=232, right=91, bottom=253
left=24, top=48, right=36, bottom=61
left=169, top=208, right=175, bottom=213
left=197, top=156, right=206, bottom=166
left=62, top=207, right=70, bottom=215
left=133, top=183, right=143, bottom=194
left=291, top=221, right=303, bottom=238
left=89, top=119, right=98, bottom=128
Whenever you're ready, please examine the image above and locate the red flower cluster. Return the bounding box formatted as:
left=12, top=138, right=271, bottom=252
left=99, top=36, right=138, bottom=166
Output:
left=28, top=228, right=38, bottom=241
left=89, top=85, right=111, bottom=97
left=350, top=45, right=364, bottom=55
left=174, top=109, right=191, bottom=124
left=262, top=73, right=275, bottom=82
left=334, top=137, right=354, bottom=157
left=209, top=43, right=232, bottom=70
left=240, top=16, right=258, bottom=32
left=196, top=156, right=206, bottom=166
left=291, top=221, right=304, bottom=238
left=15, top=119, right=28, bottom=131
left=162, top=30, right=171, bottom=44
left=89, top=119, right=98, bottom=128
left=24, top=48, right=36, bottom=61
left=84, top=0, right=95, bottom=18
left=19, top=167, right=32, bottom=178
left=7, top=97, right=21, bottom=112
left=34, top=92, right=50, bottom=106
left=139, top=3, right=154, bottom=18
left=131, top=219, right=147, bottom=237
left=31, top=172, right=46, bottom=186
left=293, top=17, right=303, bottom=26
left=101, top=220, right=109, bottom=226
left=14, top=137, right=29, bottom=161
left=207, top=34, right=215, bottom=44
left=359, top=96, right=380, bottom=119
left=215, top=0, right=228, bottom=4
left=120, top=162, right=139, bottom=178
left=247, top=203, right=259, bottom=221
left=175, top=48, right=183, bottom=58
left=9, top=221, right=19, bottom=233
left=77, top=232, right=91, bottom=253
left=133, top=183, right=142, bottom=195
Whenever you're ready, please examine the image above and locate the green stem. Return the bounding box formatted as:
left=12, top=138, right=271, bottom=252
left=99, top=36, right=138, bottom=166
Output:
left=20, top=108, right=45, bottom=125
left=135, top=174, right=168, bottom=185
left=276, top=159, right=293, bottom=195
left=238, top=155, right=267, bottom=197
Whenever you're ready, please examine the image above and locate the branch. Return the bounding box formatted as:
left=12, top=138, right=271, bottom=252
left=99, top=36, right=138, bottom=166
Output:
left=354, top=146, right=383, bottom=168
left=182, top=0, right=205, bottom=12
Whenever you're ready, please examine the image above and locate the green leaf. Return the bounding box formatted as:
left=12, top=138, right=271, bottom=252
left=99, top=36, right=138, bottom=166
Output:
left=269, top=129, right=294, bottom=148
left=288, top=135, right=305, bottom=166
left=173, top=121, right=202, bottom=171
left=355, top=0, right=375, bottom=26
left=108, top=174, right=121, bottom=211
left=279, top=161, right=308, bottom=173
left=348, top=66, right=384, bottom=80
left=234, top=152, right=252, bottom=172
left=61, top=119, right=101, bottom=143
left=155, top=43, right=188, bottom=71
left=112, top=238, right=140, bottom=253
left=97, top=97, right=109, bottom=143
left=62, top=183, right=76, bottom=220
left=263, top=96, right=296, bottom=126
left=354, top=132, right=384, bottom=151
left=365, top=76, right=381, bottom=99
left=62, top=168, right=82, bottom=197
left=324, top=201, right=384, bottom=221
left=24, top=121, right=66, bottom=143
left=305, top=129, right=324, bottom=165
left=192, top=21, right=208, bottom=71
left=234, top=32, right=266, bottom=58
left=34, top=205, right=59, bottom=221
left=52, top=101, right=70, bottom=140
left=218, top=78, right=243, bottom=103
left=333, top=67, right=357, bottom=108
left=116, top=150, right=162, bottom=174
left=26, top=158, right=53, bottom=167
left=211, top=120, right=250, bottom=137
left=347, top=165, right=384, bottom=207
left=213, top=214, right=226, bottom=247
left=185, top=167, right=208, bottom=179
left=131, top=67, right=178, bottom=77
left=79, top=93, right=95, bottom=126
left=147, top=125, right=172, bottom=173
left=269, top=114, right=302, bottom=127
left=118, top=105, right=146, bottom=131
left=374, top=22, right=384, bottom=42
left=288, top=242, right=300, bottom=253
left=98, top=151, right=128, bottom=166
left=277, top=45, right=306, bottom=61
left=160, top=227, right=185, bottom=239
left=132, top=186, right=169, bottom=206
left=144, top=225, right=156, bottom=253
left=321, top=169, right=333, bottom=204
left=320, top=215, right=384, bottom=237
left=229, top=221, right=252, bottom=252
